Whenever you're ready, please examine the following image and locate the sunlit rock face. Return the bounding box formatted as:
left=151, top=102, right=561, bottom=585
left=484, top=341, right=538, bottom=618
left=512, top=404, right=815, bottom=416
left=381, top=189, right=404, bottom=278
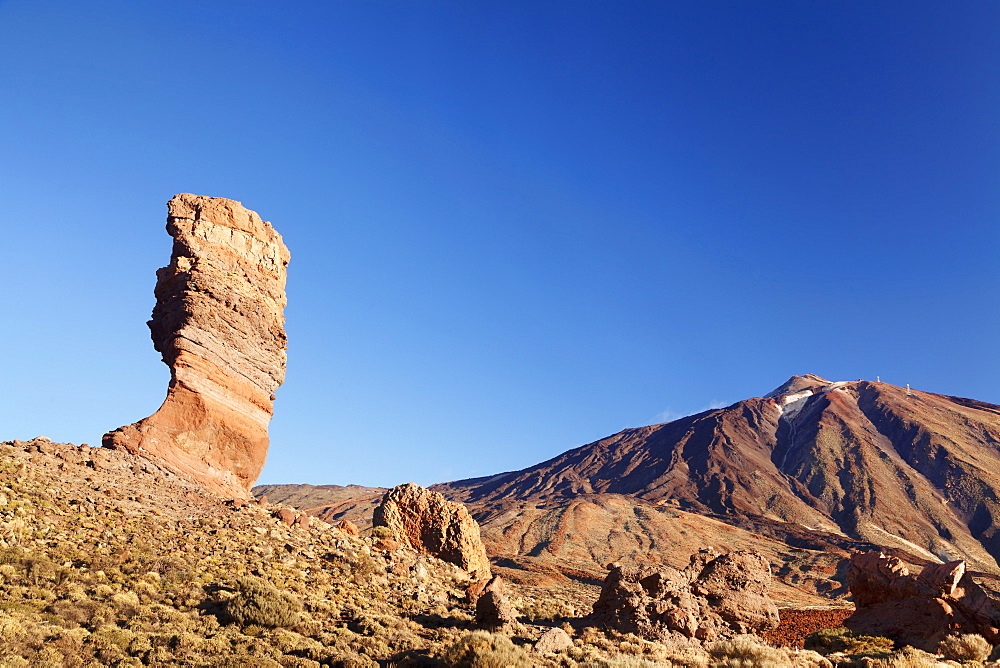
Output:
left=104, top=193, right=289, bottom=499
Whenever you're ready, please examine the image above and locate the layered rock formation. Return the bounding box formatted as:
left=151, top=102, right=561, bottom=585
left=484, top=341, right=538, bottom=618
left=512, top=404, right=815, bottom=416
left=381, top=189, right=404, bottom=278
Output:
left=591, top=549, right=780, bottom=642
left=373, top=483, right=491, bottom=579
left=844, top=551, right=1000, bottom=651
left=104, top=194, right=289, bottom=499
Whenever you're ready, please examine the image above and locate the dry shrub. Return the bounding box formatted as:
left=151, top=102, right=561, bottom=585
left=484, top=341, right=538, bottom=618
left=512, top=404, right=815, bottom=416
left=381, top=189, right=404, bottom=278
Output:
left=226, top=577, right=302, bottom=628
left=707, top=635, right=788, bottom=667
left=580, top=657, right=671, bottom=667
left=938, top=633, right=991, bottom=662
left=804, top=627, right=894, bottom=656
left=439, top=631, right=532, bottom=667
left=371, top=526, right=393, bottom=539
left=865, top=646, right=940, bottom=667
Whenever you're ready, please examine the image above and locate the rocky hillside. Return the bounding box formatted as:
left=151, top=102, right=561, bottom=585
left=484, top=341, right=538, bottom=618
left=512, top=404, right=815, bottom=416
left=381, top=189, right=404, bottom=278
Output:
left=0, top=435, right=885, bottom=666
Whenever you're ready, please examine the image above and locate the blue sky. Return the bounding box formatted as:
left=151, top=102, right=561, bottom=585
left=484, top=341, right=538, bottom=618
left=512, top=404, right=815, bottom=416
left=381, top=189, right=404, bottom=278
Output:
left=1, top=1, right=997, bottom=488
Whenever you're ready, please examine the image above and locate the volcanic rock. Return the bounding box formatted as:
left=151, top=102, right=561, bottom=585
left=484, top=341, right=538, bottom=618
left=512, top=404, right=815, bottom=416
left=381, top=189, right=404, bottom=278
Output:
left=104, top=194, right=289, bottom=499
left=337, top=519, right=360, bottom=537
left=373, top=483, right=491, bottom=579
left=591, top=549, right=780, bottom=642
left=844, top=551, right=1000, bottom=651
left=430, top=375, right=1000, bottom=602
left=274, top=508, right=296, bottom=526
left=534, top=627, right=574, bottom=654
left=475, top=575, right=518, bottom=629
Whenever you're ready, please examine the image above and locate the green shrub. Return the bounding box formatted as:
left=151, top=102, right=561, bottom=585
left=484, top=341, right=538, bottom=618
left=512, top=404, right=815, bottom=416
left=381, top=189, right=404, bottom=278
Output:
left=371, top=526, right=393, bottom=539
left=440, top=631, right=532, bottom=667
left=804, top=626, right=895, bottom=655
left=226, top=577, right=302, bottom=628
left=938, top=633, right=991, bottom=662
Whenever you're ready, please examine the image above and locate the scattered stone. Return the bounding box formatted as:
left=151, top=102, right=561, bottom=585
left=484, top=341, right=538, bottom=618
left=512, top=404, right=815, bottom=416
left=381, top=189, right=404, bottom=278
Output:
left=591, top=549, right=780, bottom=642
left=534, top=627, right=574, bottom=654
left=337, top=519, right=360, bottom=537
left=373, top=483, right=491, bottom=579
left=475, top=575, right=518, bottom=629
left=255, top=494, right=268, bottom=507
left=273, top=508, right=296, bottom=526
left=103, top=194, right=290, bottom=499
left=845, top=551, right=1000, bottom=651
left=374, top=538, right=400, bottom=552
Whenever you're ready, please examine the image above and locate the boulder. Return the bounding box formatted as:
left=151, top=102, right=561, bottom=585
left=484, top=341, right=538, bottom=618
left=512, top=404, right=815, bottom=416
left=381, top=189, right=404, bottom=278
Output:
left=534, top=627, right=573, bottom=654
left=475, top=576, right=518, bottom=629
left=274, top=508, right=296, bottom=526
left=591, top=549, right=779, bottom=642
left=845, top=551, right=1000, bottom=651
left=104, top=194, right=289, bottom=499
left=373, top=483, right=491, bottom=579
left=337, top=519, right=360, bottom=537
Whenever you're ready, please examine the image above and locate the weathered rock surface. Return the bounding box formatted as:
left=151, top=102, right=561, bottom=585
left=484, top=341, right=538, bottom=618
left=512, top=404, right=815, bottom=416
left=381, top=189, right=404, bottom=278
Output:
left=104, top=194, right=289, bottom=499
left=475, top=575, right=519, bottom=629
left=373, top=483, right=491, bottom=579
left=591, top=549, right=780, bottom=642
left=534, top=627, right=573, bottom=654
left=845, top=551, right=1000, bottom=651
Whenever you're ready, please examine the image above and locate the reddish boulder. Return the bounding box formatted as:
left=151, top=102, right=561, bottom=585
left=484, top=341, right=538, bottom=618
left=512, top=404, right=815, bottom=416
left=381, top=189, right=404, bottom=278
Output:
left=337, top=519, right=360, bottom=537
left=475, top=576, right=519, bottom=629
left=104, top=194, right=290, bottom=499
left=295, top=514, right=310, bottom=530
left=373, top=483, right=491, bottom=579
left=273, top=508, right=296, bottom=526
left=845, top=551, right=1000, bottom=651
left=591, top=549, right=779, bottom=642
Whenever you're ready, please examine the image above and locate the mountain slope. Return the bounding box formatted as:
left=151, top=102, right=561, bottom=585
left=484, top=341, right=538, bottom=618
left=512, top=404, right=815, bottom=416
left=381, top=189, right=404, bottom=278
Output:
left=434, top=376, right=1000, bottom=577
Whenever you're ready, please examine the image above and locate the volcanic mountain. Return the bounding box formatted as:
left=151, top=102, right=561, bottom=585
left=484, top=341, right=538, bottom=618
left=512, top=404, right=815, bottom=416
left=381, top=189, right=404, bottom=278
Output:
left=261, top=375, right=1000, bottom=602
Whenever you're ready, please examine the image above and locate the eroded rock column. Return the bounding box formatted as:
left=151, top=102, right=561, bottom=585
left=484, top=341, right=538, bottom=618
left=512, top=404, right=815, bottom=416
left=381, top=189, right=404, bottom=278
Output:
left=104, top=194, right=289, bottom=499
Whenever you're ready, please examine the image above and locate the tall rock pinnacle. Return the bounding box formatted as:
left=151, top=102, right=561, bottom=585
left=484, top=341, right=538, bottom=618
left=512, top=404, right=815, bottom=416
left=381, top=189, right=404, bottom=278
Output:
left=104, top=194, right=290, bottom=498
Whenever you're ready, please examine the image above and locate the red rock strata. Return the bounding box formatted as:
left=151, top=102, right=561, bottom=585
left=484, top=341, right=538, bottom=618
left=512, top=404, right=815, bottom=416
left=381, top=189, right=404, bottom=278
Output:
left=104, top=194, right=289, bottom=499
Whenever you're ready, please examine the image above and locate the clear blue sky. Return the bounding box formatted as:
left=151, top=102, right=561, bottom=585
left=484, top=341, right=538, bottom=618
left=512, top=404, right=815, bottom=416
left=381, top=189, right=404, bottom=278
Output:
left=1, top=1, right=997, bottom=488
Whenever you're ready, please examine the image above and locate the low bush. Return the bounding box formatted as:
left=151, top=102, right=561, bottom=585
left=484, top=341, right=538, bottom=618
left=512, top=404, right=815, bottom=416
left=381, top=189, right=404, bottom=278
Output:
left=707, top=635, right=788, bottom=667
left=371, top=526, right=393, bottom=539
left=866, top=646, right=940, bottom=667
left=226, top=577, right=302, bottom=628
left=804, top=626, right=894, bottom=655
left=938, top=633, right=991, bottom=662
left=439, top=631, right=532, bottom=667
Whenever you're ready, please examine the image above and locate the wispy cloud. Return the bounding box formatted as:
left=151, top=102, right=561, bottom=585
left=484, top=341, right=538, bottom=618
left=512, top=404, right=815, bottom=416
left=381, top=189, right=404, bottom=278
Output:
left=651, top=399, right=728, bottom=424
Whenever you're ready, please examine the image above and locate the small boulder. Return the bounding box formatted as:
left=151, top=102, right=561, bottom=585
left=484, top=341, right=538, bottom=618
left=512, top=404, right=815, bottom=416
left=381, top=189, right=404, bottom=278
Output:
left=295, top=514, right=310, bottom=530
left=337, top=519, right=360, bottom=537
left=534, top=627, right=573, bottom=654
left=273, top=508, right=296, bottom=526
left=475, top=576, right=518, bottom=629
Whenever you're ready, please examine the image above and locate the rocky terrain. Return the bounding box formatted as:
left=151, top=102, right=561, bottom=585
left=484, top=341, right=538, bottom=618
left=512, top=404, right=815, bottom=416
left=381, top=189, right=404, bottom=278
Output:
left=105, top=194, right=290, bottom=499
left=0, top=436, right=901, bottom=667
left=262, top=376, right=1000, bottom=609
